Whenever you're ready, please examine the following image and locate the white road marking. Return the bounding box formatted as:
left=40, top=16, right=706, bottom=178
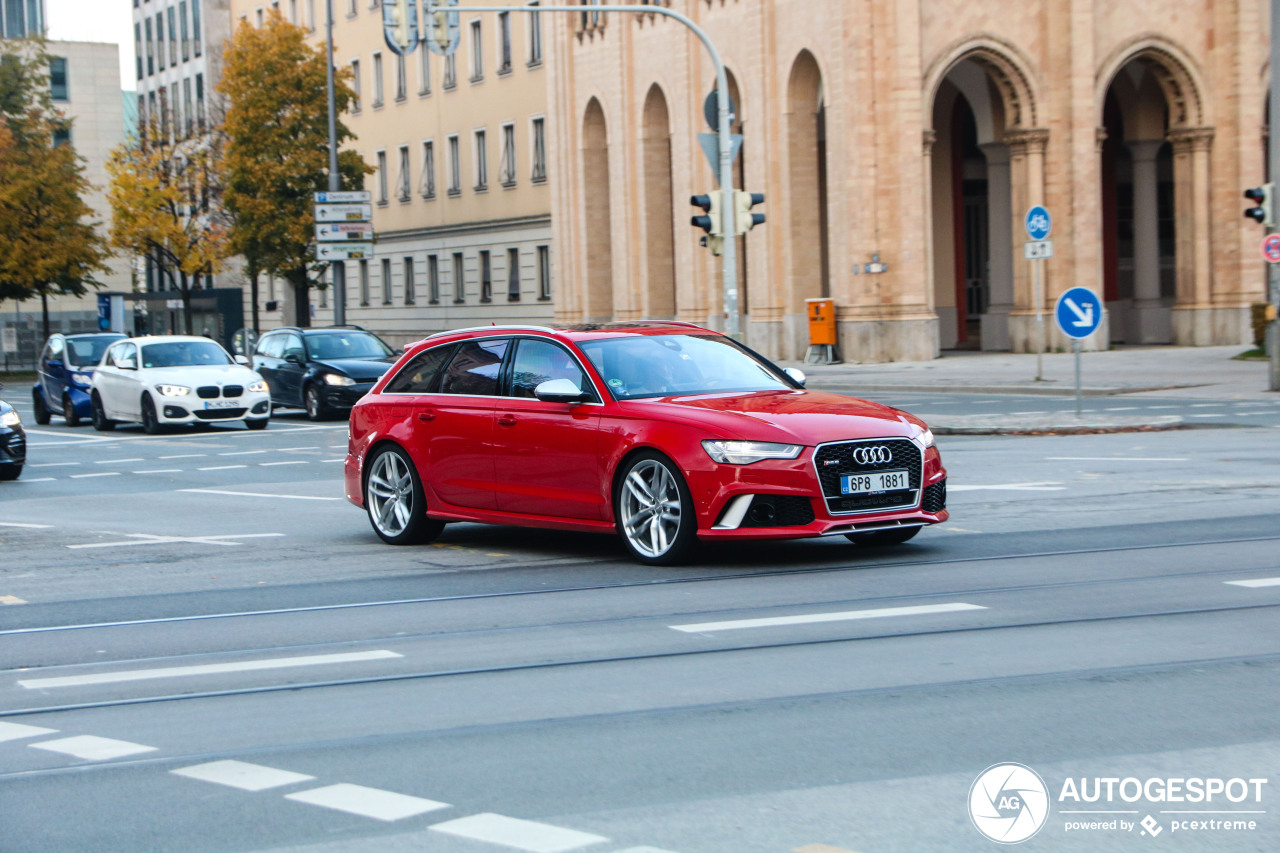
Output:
left=1225, top=577, right=1280, bottom=588
left=328, top=444, right=347, bottom=449
left=219, top=450, right=267, bottom=456
left=430, top=813, right=608, bottom=851
left=172, top=760, right=315, bottom=791
left=323, top=458, right=346, bottom=463
left=0, top=722, right=58, bottom=742
left=29, top=736, right=157, bottom=761
left=133, top=469, right=182, bottom=474
left=69, top=472, right=121, bottom=479
left=96, top=458, right=143, bottom=464
left=612, top=848, right=682, bottom=853
left=1046, top=457, right=1188, bottom=462
left=0, top=595, right=27, bottom=605
left=29, top=462, right=79, bottom=468
left=1010, top=410, right=1048, bottom=415
left=16, top=477, right=56, bottom=482
left=198, top=465, right=247, bottom=471
left=259, top=460, right=308, bottom=466
left=671, top=602, right=987, bottom=633
left=160, top=453, right=206, bottom=459
left=1103, top=406, right=1139, bottom=411
left=0, top=521, right=53, bottom=528
left=18, top=649, right=402, bottom=689
left=279, top=446, right=320, bottom=452
left=949, top=482, right=1066, bottom=491
left=181, top=488, right=343, bottom=501
left=1190, top=403, right=1223, bottom=407
left=1190, top=414, right=1226, bottom=418
left=1145, top=405, right=1179, bottom=410
left=286, top=784, right=450, bottom=822
left=66, top=532, right=285, bottom=550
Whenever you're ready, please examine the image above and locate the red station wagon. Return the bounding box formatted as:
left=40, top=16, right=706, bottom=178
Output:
left=344, top=322, right=948, bottom=564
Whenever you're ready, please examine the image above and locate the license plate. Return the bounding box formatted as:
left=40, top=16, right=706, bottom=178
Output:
left=841, top=469, right=909, bottom=495
left=204, top=400, right=238, bottom=409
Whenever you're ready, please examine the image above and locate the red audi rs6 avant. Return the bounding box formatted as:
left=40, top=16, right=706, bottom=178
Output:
left=344, top=322, right=948, bottom=565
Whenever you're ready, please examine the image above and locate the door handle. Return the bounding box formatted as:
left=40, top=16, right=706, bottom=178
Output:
left=497, top=414, right=517, bottom=427
left=418, top=411, right=436, bottom=422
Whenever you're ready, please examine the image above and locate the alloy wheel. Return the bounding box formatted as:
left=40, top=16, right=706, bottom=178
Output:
left=619, top=458, right=684, bottom=559
left=367, top=450, right=415, bottom=538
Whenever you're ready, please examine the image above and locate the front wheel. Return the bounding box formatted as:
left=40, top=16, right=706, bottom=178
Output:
left=0, top=464, right=21, bottom=481
left=614, top=451, right=698, bottom=566
left=32, top=392, right=50, bottom=425
left=91, top=392, right=115, bottom=431
left=364, top=445, right=443, bottom=545
left=244, top=418, right=268, bottom=431
left=141, top=395, right=162, bottom=434
left=844, top=526, right=921, bottom=547
left=63, top=394, right=80, bottom=427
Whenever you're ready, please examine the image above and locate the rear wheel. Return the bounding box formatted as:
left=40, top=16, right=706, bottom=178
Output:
left=63, top=394, right=80, bottom=427
left=304, top=384, right=328, bottom=421
left=32, top=392, right=50, bottom=425
left=364, top=445, right=443, bottom=545
left=91, top=392, right=115, bottom=431
left=615, top=451, right=698, bottom=566
left=844, top=526, right=921, bottom=546
left=141, top=395, right=161, bottom=434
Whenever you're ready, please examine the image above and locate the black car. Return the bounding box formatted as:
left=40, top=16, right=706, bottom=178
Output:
left=252, top=326, right=397, bottom=420
left=0, top=392, right=26, bottom=480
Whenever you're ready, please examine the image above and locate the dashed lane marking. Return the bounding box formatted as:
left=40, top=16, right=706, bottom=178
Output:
left=181, top=489, right=343, bottom=501
left=159, top=454, right=206, bottom=459
left=69, top=472, right=121, bottom=479
left=29, top=462, right=80, bottom=467
left=18, top=649, right=402, bottom=688
left=66, top=532, right=286, bottom=550
left=0, top=595, right=27, bottom=605
left=260, top=460, right=308, bottom=466
left=1225, top=577, right=1280, bottom=588
left=198, top=465, right=247, bottom=471
left=279, top=446, right=320, bottom=452
left=172, top=760, right=315, bottom=791
left=671, top=602, right=987, bottom=633
left=219, top=450, right=267, bottom=456
left=795, top=845, right=864, bottom=853
left=949, top=482, right=1066, bottom=491
left=29, top=735, right=157, bottom=761
left=134, top=469, right=182, bottom=474
left=16, top=477, right=55, bottom=482
left=429, top=813, right=609, bottom=851
left=0, top=522, right=53, bottom=528
left=614, top=848, right=683, bottom=853
left=0, top=722, right=58, bottom=742
left=96, top=458, right=143, bottom=464
left=1046, top=457, right=1188, bottom=462
left=285, top=784, right=450, bottom=822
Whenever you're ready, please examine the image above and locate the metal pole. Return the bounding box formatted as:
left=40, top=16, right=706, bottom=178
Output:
left=1034, top=259, right=1043, bottom=381
left=1074, top=339, right=1082, bottom=417
left=325, top=0, right=346, bottom=326
left=1270, top=0, right=1280, bottom=389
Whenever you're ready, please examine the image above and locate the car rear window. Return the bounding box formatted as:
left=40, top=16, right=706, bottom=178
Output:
left=141, top=341, right=232, bottom=367
left=383, top=344, right=456, bottom=394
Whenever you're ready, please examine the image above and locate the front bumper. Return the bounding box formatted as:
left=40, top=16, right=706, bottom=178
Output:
left=157, top=392, right=272, bottom=424
left=0, top=426, right=26, bottom=466
left=321, top=382, right=376, bottom=411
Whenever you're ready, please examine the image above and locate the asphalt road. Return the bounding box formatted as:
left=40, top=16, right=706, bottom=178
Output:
left=1, top=399, right=1278, bottom=853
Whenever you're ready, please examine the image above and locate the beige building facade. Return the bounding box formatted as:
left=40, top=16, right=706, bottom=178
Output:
left=230, top=0, right=553, bottom=348
left=548, top=0, right=1271, bottom=362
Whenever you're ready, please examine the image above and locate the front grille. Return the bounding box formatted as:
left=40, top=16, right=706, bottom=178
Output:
left=922, top=479, right=947, bottom=514
left=196, top=386, right=219, bottom=399
left=222, top=385, right=244, bottom=398
left=194, top=408, right=246, bottom=420
left=741, top=495, right=816, bottom=528
left=3, top=432, right=24, bottom=462
left=813, top=437, right=922, bottom=515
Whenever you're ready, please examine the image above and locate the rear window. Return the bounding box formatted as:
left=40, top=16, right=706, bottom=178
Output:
left=383, top=344, right=455, bottom=394
left=438, top=339, right=509, bottom=396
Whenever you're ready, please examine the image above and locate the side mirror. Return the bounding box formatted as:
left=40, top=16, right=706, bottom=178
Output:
left=234, top=354, right=250, bottom=366
left=285, top=353, right=304, bottom=365
left=784, top=367, right=807, bottom=387
left=534, top=378, right=591, bottom=404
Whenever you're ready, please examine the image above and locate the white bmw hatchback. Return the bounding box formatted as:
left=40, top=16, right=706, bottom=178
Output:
left=90, top=335, right=272, bottom=433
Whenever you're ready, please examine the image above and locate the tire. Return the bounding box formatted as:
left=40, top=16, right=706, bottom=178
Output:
left=844, top=526, right=921, bottom=547
left=63, top=394, right=80, bottom=427
left=91, top=392, right=115, bottom=431
left=304, top=384, right=328, bottom=421
left=364, top=445, right=443, bottom=545
left=32, top=391, right=50, bottom=425
left=0, top=464, right=20, bottom=481
left=614, top=451, right=698, bottom=566
left=141, top=395, right=162, bottom=435
left=244, top=417, right=268, bottom=430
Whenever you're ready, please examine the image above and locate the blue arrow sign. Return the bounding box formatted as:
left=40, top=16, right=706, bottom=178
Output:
left=1055, top=287, right=1103, bottom=339
left=1025, top=205, right=1052, bottom=241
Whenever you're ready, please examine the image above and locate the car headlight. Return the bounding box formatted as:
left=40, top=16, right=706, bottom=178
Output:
left=702, top=440, right=804, bottom=465
left=322, top=373, right=356, bottom=386
left=156, top=385, right=191, bottom=397
left=248, top=380, right=269, bottom=393
left=914, top=428, right=935, bottom=449
left=70, top=371, right=93, bottom=386
left=0, top=410, right=20, bottom=427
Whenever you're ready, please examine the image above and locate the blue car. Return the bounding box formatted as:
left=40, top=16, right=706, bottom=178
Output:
left=33, top=332, right=126, bottom=426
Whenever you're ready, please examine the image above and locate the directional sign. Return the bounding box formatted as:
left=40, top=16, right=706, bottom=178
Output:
left=1262, top=233, right=1280, bottom=264
left=1025, top=205, right=1052, bottom=241
left=316, top=223, right=375, bottom=242
left=1024, top=240, right=1053, bottom=260
left=696, top=133, right=743, bottom=184
left=314, top=204, right=373, bottom=223
left=703, top=89, right=737, bottom=132
left=1055, top=286, right=1103, bottom=340
left=383, top=0, right=419, bottom=55
left=314, top=191, right=371, bottom=204
left=316, top=242, right=375, bottom=262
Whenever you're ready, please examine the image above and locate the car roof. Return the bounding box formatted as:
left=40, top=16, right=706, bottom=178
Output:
left=60, top=332, right=125, bottom=340
left=123, top=335, right=226, bottom=345
left=412, top=321, right=717, bottom=350
left=265, top=326, right=372, bottom=335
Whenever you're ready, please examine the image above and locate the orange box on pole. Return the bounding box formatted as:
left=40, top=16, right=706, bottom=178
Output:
left=806, top=298, right=837, bottom=346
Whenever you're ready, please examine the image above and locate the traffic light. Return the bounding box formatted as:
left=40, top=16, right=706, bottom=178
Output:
left=691, top=193, right=724, bottom=255
left=1244, top=184, right=1273, bottom=226
left=389, top=0, right=412, bottom=51
left=427, top=1, right=451, bottom=52
left=733, top=190, right=765, bottom=235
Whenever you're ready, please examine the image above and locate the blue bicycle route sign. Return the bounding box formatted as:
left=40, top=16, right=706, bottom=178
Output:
left=1025, top=205, right=1052, bottom=241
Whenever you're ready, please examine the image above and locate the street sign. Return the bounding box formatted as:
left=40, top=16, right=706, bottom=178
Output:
left=423, top=0, right=460, bottom=56
left=1025, top=205, right=1052, bottom=241
left=1262, top=233, right=1280, bottom=263
left=314, top=191, right=372, bottom=204
left=317, top=242, right=375, bottom=261
left=382, top=0, right=419, bottom=55
left=696, top=132, right=743, bottom=184
left=702, top=89, right=737, bottom=132
left=1024, top=240, right=1053, bottom=260
left=1, top=327, right=16, bottom=354
left=316, top=223, right=375, bottom=242
left=1055, top=286, right=1103, bottom=340
left=314, top=203, right=373, bottom=222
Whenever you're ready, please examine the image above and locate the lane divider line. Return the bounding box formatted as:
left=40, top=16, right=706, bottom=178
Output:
left=180, top=489, right=343, bottom=501
left=29, top=735, right=157, bottom=761
left=285, top=783, right=450, bottom=822
left=671, top=602, right=987, bottom=633
left=1226, top=578, right=1280, bottom=588
left=0, top=722, right=58, bottom=742
left=429, top=812, right=609, bottom=851
left=0, top=522, right=53, bottom=529
left=66, top=532, right=285, bottom=550
left=172, top=760, right=315, bottom=791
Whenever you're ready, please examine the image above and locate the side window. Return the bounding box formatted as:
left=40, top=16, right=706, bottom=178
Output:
left=383, top=344, right=455, bottom=394
left=47, top=337, right=64, bottom=359
left=282, top=334, right=305, bottom=361
left=114, top=344, right=138, bottom=369
left=509, top=339, right=588, bottom=399
left=438, top=339, right=509, bottom=396
left=257, top=334, right=282, bottom=358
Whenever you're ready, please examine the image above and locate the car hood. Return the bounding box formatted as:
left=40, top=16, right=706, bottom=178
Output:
left=137, top=365, right=264, bottom=386
left=314, top=358, right=394, bottom=381
left=620, top=389, right=926, bottom=444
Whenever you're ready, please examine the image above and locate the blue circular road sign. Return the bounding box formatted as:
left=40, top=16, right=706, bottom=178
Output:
left=1055, top=287, right=1103, bottom=339
left=1025, top=205, right=1052, bottom=241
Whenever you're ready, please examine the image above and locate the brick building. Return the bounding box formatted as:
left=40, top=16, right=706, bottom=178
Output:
left=547, top=0, right=1269, bottom=362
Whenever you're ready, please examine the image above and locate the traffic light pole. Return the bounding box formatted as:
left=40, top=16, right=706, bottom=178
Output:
left=441, top=3, right=739, bottom=335
left=1270, top=0, right=1280, bottom=389
left=325, top=0, right=347, bottom=326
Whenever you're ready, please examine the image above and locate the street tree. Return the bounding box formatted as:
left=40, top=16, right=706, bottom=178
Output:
left=219, top=10, right=368, bottom=327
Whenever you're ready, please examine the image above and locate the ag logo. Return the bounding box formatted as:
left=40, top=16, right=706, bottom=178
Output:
left=969, top=763, right=1050, bottom=844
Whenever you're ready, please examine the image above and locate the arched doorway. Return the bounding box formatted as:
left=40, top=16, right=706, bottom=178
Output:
left=641, top=85, right=676, bottom=319
left=786, top=50, right=829, bottom=357
left=582, top=98, right=613, bottom=322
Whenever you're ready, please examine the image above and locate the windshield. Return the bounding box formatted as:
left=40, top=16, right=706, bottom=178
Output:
left=66, top=337, right=119, bottom=367
left=141, top=340, right=233, bottom=368
left=577, top=334, right=793, bottom=400
left=306, top=332, right=393, bottom=361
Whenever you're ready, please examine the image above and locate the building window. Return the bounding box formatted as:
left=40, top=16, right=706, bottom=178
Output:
left=443, top=52, right=456, bottom=89
left=192, top=1, right=202, bottom=56
left=499, top=123, right=516, bottom=187
left=473, top=129, right=487, bottom=191
left=394, top=52, right=406, bottom=101
left=180, top=1, right=190, bottom=62
left=195, top=73, right=205, bottom=131
left=145, top=18, right=153, bottom=76
left=447, top=134, right=460, bottom=195
left=350, top=59, right=361, bottom=112
left=156, top=13, right=165, bottom=69
left=372, top=52, right=384, bottom=107
left=308, top=0, right=316, bottom=31
left=49, top=57, right=68, bottom=102
left=537, top=245, right=551, bottom=300
left=479, top=250, right=491, bottom=302
left=452, top=252, right=465, bottom=303
left=381, top=258, right=392, bottom=304
left=528, top=2, right=542, bottom=66
left=376, top=149, right=388, bottom=204
left=507, top=248, right=520, bottom=301
left=498, top=12, right=511, bottom=74
left=428, top=254, right=440, bottom=303
left=417, top=43, right=430, bottom=95
left=397, top=144, right=411, bottom=201
left=168, top=6, right=178, bottom=67
left=530, top=116, right=546, bottom=183
left=135, top=23, right=143, bottom=79
left=403, top=257, right=415, bottom=304
left=183, top=77, right=193, bottom=136
left=420, top=140, right=435, bottom=198
left=52, top=124, right=71, bottom=148
left=469, top=20, right=482, bottom=81
left=359, top=258, right=370, bottom=305
left=255, top=8, right=263, bottom=28
left=347, top=0, right=356, bottom=16
left=289, top=0, right=297, bottom=24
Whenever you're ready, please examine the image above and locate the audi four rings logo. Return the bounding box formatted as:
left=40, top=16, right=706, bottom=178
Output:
left=853, top=446, right=893, bottom=465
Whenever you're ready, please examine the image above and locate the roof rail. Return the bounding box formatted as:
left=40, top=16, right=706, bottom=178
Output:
left=423, top=324, right=557, bottom=340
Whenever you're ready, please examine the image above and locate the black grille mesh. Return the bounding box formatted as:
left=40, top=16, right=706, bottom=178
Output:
left=222, top=385, right=244, bottom=398
left=813, top=438, right=921, bottom=514
left=196, top=386, right=219, bottom=399
left=194, top=408, right=246, bottom=420
left=922, top=479, right=947, bottom=514
left=741, top=495, right=816, bottom=528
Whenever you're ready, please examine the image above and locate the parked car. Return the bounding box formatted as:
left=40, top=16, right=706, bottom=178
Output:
left=90, top=335, right=271, bottom=433
left=32, top=332, right=126, bottom=426
left=344, top=322, right=948, bottom=565
left=0, top=392, right=25, bottom=480
left=253, top=326, right=397, bottom=421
